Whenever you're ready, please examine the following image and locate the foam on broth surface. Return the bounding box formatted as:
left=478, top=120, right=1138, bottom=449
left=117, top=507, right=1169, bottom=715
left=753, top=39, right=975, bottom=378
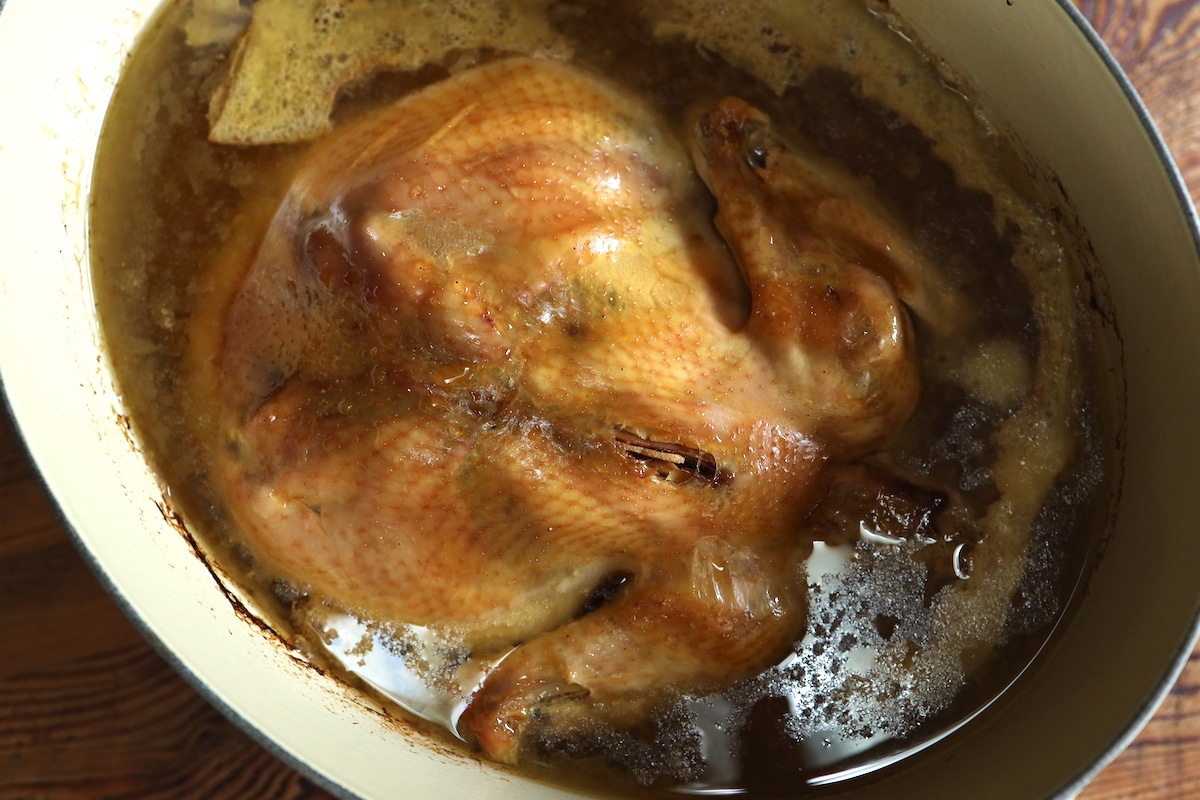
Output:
left=90, top=0, right=1115, bottom=794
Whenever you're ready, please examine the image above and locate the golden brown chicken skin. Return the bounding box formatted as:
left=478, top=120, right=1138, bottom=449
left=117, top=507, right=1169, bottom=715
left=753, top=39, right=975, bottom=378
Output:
left=211, top=57, right=933, bottom=763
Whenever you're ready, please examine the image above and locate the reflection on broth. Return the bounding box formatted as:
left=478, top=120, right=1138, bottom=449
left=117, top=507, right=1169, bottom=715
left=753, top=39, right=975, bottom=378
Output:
left=91, top=0, right=1116, bottom=794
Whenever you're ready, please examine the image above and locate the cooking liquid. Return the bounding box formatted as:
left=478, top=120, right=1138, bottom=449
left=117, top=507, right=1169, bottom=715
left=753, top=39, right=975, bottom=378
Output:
left=90, top=0, right=1116, bottom=794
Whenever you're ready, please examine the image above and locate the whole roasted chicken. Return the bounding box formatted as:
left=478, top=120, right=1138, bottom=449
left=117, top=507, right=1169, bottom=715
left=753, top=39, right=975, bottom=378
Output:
left=211, top=57, right=949, bottom=762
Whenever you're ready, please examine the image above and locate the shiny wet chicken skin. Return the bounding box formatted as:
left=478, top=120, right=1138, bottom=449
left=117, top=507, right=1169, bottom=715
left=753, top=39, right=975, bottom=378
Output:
left=216, top=58, right=927, bottom=762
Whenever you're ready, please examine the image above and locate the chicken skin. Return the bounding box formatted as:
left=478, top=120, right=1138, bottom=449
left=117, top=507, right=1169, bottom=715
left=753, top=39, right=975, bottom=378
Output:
left=212, top=57, right=930, bottom=762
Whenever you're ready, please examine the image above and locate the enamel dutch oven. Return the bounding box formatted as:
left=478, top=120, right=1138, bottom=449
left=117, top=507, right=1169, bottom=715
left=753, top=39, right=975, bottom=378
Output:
left=1, top=1, right=1198, bottom=797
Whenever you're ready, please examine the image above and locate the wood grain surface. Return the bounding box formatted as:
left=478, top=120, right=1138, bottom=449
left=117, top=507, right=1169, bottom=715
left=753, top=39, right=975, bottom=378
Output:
left=2, top=1, right=1199, bottom=797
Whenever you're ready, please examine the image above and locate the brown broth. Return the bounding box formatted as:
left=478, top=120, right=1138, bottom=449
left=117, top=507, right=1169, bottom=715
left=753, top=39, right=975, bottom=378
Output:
left=90, top=0, right=1116, bottom=795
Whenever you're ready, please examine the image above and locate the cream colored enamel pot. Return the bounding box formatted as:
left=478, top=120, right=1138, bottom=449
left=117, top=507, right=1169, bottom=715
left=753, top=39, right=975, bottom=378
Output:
left=2, top=1, right=1199, bottom=798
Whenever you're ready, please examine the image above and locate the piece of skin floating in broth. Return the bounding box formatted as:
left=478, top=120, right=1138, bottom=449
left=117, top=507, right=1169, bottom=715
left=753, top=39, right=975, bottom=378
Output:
left=200, top=54, right=984, bottom=766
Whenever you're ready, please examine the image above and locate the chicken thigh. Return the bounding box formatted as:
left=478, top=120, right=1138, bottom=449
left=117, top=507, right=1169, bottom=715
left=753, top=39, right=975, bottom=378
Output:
left=212, top=57, right=926, bottom=762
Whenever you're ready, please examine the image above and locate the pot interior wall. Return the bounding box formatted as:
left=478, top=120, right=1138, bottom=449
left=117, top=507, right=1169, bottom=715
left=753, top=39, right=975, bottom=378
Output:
left=1, top=1, right=1198, bottom=799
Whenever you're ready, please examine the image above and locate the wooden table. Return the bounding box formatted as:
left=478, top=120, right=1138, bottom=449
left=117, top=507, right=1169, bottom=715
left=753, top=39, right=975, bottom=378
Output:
left=2, top=1, right=1199, bottom=797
